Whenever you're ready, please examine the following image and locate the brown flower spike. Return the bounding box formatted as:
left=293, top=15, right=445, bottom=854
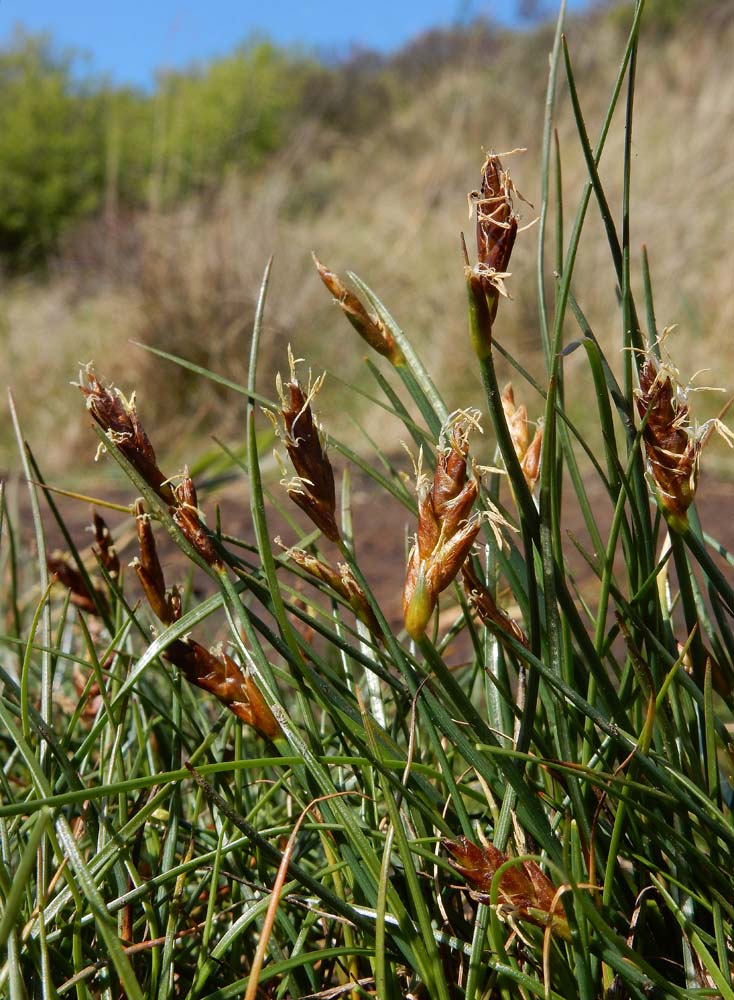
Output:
left=464, top=151, right=525, bottom=358
left=165, top=640, right=281, bottom=740
left=171, top=504, right=223, bottom=570
left=313, top=254, right=404, bottom=366
left=91, top=511, right=120, bottom=581
left=462, top=562, right=528, bottom=650
left=47, top=511, right=119, bottom=616
left=444, top=836, right=570, bottom=940
left=403, top=412, right=482, bottom=640
left=501, top=382, right=543, bottom=494
left=131, top=500, right=181, bottom=625
left=275, top=354, right=340, bottom=543
left=157, top=468, right=223, bottom=571
left=130, top=501, right=278, bottom=735
left=474, top=153, right=518, bottom=308
left=281, top=542, right=381, bottom=639
left=635, top=351, right=732, bottom=532
left=637, top=358, right=697, bottom=529
left=78, top=367, right=175, bottom=504
left=47, top=553, right=107, bottom=616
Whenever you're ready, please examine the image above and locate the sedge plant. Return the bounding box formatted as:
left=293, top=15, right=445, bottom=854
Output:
left=1, top=2, right=733, bottom=998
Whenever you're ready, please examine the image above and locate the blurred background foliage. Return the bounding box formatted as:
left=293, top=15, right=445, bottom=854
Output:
left=0, top=31, right=321, bottom=265
left=0, top=0, right=731, bottom=473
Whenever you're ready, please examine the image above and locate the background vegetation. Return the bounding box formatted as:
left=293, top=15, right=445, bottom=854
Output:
left=0, top=0, right=731, bottom=475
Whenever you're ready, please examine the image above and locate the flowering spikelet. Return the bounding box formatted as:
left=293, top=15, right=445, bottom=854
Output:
left=444, top=836, right=569, bottom=940
left=462, top=562, right=528, bottom=649
left=77, top=367, right=175, bottom=504
left=313, top=254, right=404, bottom=366
left=403, top=412, right=482, bottom=640
left=501, top=382, right=543, bottom=493
left=637, top=358, right=697, bottom=528
left=164, top=640, right=281, bottom=739
left=635, top=348, right=732, bottom=531
left=473, top=153, right=518, bottom=307
left=91, top=511, right=120, bottom=581
left=47, top=553, right=107, bottom=616
left=131, top=500, right=181, bottom=624
left=47, top=509, right=121, bottom=615
left=280, top=542, right=381, bottom=639
left=465, top=151, right=525, bottom=357
left=174, top=467, right=198, bottom=509
left=170, top=487, right=223, bottom=570
left=275, top=352, right=340, bottom=543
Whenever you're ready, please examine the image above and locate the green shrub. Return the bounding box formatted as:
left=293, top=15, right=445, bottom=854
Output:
left=148, top=42, right=319, bottom=205
left=0, top=33, right=322, bottom=266
left=0, top=32, right=105, bottom=266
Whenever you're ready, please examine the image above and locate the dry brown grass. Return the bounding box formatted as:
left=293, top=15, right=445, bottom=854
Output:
left=2, top=5, right=731, bottom=474
left=0, top=277, right=142, bottom=473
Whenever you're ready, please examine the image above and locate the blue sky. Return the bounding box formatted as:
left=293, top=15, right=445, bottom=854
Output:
left=0, top=1, right=589, bottom=89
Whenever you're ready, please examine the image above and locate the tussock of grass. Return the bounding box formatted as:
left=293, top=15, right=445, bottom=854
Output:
left=1, top=3, right=733, bottom=998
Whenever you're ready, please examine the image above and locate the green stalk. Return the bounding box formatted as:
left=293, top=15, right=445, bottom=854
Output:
left=537, top=0, right=568, bottom=362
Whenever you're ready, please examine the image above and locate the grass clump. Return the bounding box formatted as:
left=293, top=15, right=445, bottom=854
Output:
left=2, top=3, right=734, bottom=997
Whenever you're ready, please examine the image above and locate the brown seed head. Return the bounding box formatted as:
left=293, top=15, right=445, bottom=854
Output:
left=501, top=382, right=543, bottom=493
left=426, top=518, right=481, bottom=595
left=283, top=544, right=381, bottom=639
left=47, top=553, right=107, bottom=616
left=462, top=562, right=528, bottom=649
left=171, top=505, right=223, bottom=570
left=521, top=426, right=543, bottom=494
left=433, top=478, right=479, bottom=541
left=282, top=380, right=336, bottom=507
left=472, top=153, right=519, bottom=317
left=77, top=368, right=174, bottom=504
left=476, top=157, right=515, bottom=264
left=164, top=640, right=281, bottom=739
left=231, top=670, right=282, bottom=740
left=501, top=383, right=529, bottom=460
left=276, top=360, right=340, bottom=543
left=175, top=467, right=198, bottom=509
left=283, top=545, right=343, bottom=591
left=444, top=836, right=569, bottom=939
left=414, top=480, right=440, bottom=561
left=403, top=412, right=482, bottom=640
left=465, top=153, right=527, bottom=358
left=636, top=357, right=700, bottom=529
left=132, top=503, right=180, bottom=624
left=313, top=254, right=404, bottom=365
left=432, top=419, right=473, bottom=517
left=91, top=511, right=120, bottom=580
left=338, top=563, right=382, bottom=639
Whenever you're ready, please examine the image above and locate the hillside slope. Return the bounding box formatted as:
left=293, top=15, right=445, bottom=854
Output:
left=1, top=1, right=732, bottom=473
